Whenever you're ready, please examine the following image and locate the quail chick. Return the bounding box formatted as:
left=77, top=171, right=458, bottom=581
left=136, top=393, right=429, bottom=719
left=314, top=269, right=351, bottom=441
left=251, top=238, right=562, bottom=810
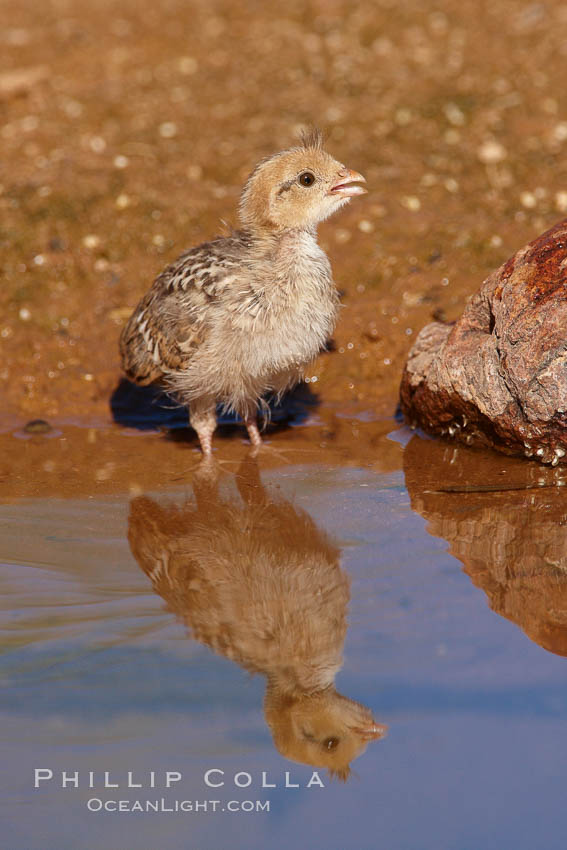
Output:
left=128, top=458, right=386, bottom=779
left=120, top=130, right=366, bottom=455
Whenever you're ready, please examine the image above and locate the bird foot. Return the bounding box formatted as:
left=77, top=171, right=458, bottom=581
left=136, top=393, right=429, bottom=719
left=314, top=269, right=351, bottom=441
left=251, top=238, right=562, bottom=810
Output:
left=170, top=452, right=239, bottom=481
left=245, top=441, right=294, bottom=464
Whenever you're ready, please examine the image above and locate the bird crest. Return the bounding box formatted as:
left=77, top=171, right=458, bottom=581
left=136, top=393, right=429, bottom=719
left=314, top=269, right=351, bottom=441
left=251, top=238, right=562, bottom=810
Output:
left=299, top=127, right=324, bottom=151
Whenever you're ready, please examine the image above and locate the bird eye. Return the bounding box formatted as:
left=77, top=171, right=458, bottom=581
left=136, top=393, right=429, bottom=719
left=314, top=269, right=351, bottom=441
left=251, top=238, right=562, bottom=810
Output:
left=323, top=737, right=340, bottom=751
left=298, top=171, right=316, bottom=187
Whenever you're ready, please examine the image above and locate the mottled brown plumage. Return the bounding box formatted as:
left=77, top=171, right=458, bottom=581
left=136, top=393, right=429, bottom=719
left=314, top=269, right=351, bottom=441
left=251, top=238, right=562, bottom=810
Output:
left=120, top=131, right=366, bottom=454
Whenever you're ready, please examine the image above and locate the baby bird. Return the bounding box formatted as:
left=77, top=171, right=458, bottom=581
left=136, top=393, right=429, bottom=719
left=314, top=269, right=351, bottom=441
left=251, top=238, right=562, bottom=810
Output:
left=119, top=130, right=366, bottom=455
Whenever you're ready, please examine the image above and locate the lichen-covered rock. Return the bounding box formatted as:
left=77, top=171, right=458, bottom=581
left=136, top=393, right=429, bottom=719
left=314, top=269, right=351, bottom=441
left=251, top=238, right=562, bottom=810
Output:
left=400, top=219, right=567, bottom=465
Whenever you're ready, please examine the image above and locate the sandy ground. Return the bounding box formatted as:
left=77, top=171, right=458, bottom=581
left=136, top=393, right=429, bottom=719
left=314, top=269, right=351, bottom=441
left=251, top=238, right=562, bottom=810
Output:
left=2, top=0, right=567, bottom=434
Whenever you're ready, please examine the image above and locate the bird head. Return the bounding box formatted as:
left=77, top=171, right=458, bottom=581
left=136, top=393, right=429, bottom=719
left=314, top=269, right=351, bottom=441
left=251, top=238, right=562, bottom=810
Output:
left=239, top=129, right=367, bottom=233
left=265, top=684, right=387, bottom=781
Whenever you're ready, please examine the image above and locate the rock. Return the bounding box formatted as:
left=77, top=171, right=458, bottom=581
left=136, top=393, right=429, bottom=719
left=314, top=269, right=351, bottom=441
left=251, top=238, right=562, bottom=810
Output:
left=23, top=419, right=52, bottom=434
left=404, top=434, right=567, bottom=657
left=0, top=66, right=48, bottom=99
left=400, top=218, right=567, bottom=465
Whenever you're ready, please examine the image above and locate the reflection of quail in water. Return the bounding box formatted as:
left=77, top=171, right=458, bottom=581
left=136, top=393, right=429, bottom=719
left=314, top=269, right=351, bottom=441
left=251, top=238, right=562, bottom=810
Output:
left=120, top=130, right=366, bottom=456
left=128, top=459, right=386, bottom=780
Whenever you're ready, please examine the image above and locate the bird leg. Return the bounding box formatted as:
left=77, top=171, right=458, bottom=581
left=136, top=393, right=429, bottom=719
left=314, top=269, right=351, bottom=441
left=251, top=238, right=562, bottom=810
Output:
left=243, top=432, right=293, bottom=465
left=244, top=415, right=263, bottom=450
left=189, top=399, right=217, bottom=457
left=243, top=412, right=296, bottom=462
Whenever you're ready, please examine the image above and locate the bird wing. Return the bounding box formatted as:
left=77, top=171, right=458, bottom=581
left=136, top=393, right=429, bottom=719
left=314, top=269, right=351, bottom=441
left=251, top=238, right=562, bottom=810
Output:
left=120, top=235, right=245, bottom=384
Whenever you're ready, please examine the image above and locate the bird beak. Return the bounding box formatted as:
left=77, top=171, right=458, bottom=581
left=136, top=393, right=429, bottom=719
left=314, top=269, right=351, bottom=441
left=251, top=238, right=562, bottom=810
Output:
left=354, top=722, right=388, bottom=741
left=329, top=169, right=367, bottom=197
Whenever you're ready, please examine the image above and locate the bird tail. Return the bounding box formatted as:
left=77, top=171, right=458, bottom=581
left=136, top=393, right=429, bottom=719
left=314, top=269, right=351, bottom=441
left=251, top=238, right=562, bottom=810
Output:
left=119, top=311, right=163, bottom=386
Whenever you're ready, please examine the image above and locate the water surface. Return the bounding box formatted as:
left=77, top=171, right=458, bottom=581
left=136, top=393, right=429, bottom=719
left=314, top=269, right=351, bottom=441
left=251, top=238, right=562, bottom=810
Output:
left=2, top=428, right=567, bottom=850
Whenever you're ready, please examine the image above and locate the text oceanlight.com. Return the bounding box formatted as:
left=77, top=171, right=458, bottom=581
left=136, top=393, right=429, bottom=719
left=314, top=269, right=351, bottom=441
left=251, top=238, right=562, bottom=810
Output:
left=86, top=798, right=270, bottom=813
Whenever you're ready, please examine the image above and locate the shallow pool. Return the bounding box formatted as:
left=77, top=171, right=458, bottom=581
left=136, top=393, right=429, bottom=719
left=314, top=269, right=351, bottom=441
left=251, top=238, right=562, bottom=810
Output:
left=2, top=425, right=567, bottom=850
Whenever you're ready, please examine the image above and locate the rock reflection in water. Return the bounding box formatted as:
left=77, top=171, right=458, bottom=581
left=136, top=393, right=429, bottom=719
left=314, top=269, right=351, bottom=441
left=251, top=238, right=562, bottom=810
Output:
left=128, top=458, right=386, bottom=780
left=404, top=435, right=567, bottom=657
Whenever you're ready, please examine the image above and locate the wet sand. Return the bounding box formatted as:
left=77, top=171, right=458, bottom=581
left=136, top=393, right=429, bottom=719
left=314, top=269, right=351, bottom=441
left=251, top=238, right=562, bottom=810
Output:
left=2, top=0, right=567, bottom=434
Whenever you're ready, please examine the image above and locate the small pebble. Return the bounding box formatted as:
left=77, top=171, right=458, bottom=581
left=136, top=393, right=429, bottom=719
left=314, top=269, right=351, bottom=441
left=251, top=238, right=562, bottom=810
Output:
left=48, top=237, right=66, bottom=252
left=23, top=419, right=52, bottom=434
left=89, top=136, right=106, bottom=153
left=444, top=102, right=465, bottom=126
left=553, top=122, right=567, bottom=142
left=478, top=140, right=507, bottom=164
left=326, top=106, right=343, bottom=122
left=444, top=129, right=460, bottom=145
left=395, top=108, right=413, bottom=126
left=401, top=195, right=421, bottom=212
left=178, top=56, right=198, bottom=74
left=63, top=99, right=83, bottom=118
left=82, top=234, right=100, bottom=249
left=520, top=191, right=537, bottom=209
left=159, top=122, right=178, bottom=138
left=21, top=115, right=39, bottom=132
left=364, top=326, right=380, bottom=342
